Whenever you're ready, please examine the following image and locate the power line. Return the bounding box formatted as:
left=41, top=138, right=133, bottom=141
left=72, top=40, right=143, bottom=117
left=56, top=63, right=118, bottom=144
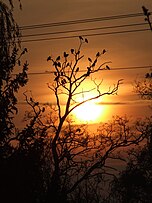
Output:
left=20, top=12, right=146, bottom=30
left=22, top=22, right=147, bottom=38
left=22, top=65, right=152, bottom=76
left=21, top=28, right=150, bottom=43
left=19, top=11, right=152, bottom=43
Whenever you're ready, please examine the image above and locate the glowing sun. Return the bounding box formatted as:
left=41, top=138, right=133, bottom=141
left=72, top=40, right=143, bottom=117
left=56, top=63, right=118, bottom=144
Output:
left=73, top=101, right=103, bottom=123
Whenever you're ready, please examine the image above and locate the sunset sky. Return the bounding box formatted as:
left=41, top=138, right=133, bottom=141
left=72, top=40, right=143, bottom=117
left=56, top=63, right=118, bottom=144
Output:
left=12, top=0, right=152, bottom=126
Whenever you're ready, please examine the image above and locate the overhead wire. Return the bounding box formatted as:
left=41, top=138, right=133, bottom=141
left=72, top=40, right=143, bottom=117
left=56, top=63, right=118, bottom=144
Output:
left=16, top=64, right=152, bottom=105
left=20, top=12, right=146, bottom=30
left=16, top=12, right=152, bottom=76
left=16, top=65, right=152, bottom=76
left=12, top=11, right=152, bottom=105
left=22, top=22, right=147, bottom=38
left=22, top=28, right=150, bottom=43
left=18, top=11, right=152, bottom=43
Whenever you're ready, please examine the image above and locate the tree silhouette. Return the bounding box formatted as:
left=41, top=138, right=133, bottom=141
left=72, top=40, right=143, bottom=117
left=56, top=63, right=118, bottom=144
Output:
left=108, top=118, right=152, bottom=203
left=108, top=73, right=152, bottom=203
left=134, top=73, right=152, bottom=101
left=0, top=0, right=28, bottom=160
left=23, top=37, right=148, bottom=202
left=0, top=2, right=149, bottom=202
left=0, top=2, right=45, bottom=203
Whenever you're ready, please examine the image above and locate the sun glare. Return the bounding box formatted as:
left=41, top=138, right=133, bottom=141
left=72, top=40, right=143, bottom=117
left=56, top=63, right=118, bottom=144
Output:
left=73, top=101, right=104, bottom=124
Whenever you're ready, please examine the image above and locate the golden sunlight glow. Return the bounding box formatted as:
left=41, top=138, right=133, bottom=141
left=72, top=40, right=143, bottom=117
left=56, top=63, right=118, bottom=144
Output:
left=73, top=101, right=104, bottom=124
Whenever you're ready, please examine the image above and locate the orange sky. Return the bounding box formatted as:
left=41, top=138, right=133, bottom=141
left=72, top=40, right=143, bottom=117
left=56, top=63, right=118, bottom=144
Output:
left=12, top=0, right=152, bottom=126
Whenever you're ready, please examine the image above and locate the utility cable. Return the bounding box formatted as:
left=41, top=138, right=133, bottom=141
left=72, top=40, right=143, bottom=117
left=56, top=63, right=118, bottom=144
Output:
left=21, top=28, right=150, bottom=43
left=20, top=12, right=146, bottom=30
left=18, top=65, right=152, bottom=76
left=22, top=22, right=147, bottom=38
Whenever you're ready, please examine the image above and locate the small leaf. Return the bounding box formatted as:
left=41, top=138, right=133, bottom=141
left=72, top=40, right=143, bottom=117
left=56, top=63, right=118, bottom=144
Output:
left=42, top=107, right=45, bottom=112
left=66, top=62, right=69, bottom=67
left=71, top=49, right=74, bottom=54
left=145, top=73, right=150, bottom=78
left=47, top=56, right=51, bottom=61
left=87, top=67, right=91, bottom=71
left=61, top=79, right=66, bottom=84
left=12, top=106, right=18, bottom=114
left=54, top=75, right=59, bottom=81
left=57, top=62, right=61, bottom=67
left=24, top=48, right=28, bottom=52
left=56, top=56, right=60, bottom=61
left=106, top=65, right=110, bottom=70
left=53, top=61, right=58, bottom=66
left=77, top=50, right=80, bottom=55
left=21, top=50, right=25, bottom=55
left=103, top=49, right=106, bottom=54
left=76, top=128, right=81, bottom=132
left=64, top=52, right=69, bottom=58
left=18, top=60, right=21, bottom=66
left=92, top=59, right=97, bottom=67
left=64, top=52, right=66, bottom=57
left=79, top=36, right=83, bottom=40
left=95, top=153, right=98, bottom=158
left=85, top=38, right=88, bottom=43
left=88, top=57, right=92, bottom=62
left=96, top=52, right=100, bottom=57
left=75, top=67, right=79, bottom=72
left=86, top=67, right=91, bottom=76
left=35, top=102, right=39, bottom=106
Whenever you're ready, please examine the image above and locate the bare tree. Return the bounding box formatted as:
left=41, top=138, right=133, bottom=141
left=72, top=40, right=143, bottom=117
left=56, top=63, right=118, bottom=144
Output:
left=0, top=1, right=147, bottom=201
left=134, top=70, right=152, bottom=100
left=107, top=67, right=152, bottom=203
left=107, top=116, right=152, bottom=203
left=22, top=37, right=148, bottom=203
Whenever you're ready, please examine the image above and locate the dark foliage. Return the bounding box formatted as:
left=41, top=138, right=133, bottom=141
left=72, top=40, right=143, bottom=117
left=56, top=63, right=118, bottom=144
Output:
left=108, top=118, right=152, bottom=203
left=0, top=2, right=47, bottom=203
left=0, top=0, right=28, bottom=153
left=0, top=2, right=149, bottom=203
